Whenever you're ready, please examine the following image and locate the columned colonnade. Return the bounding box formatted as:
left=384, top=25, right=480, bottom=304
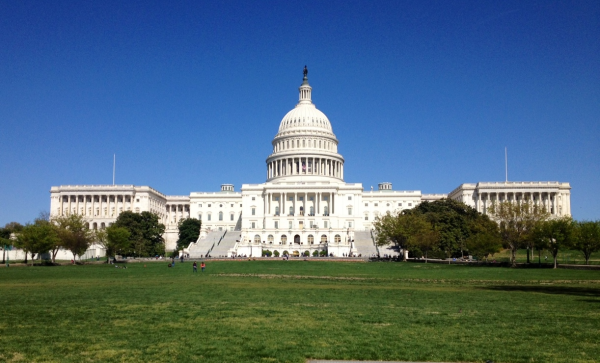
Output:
left=262, top=191, right=336, bottom=217
left=267, top=157, right=343, bottom=179
left=475, top=191, right=568, bottom=216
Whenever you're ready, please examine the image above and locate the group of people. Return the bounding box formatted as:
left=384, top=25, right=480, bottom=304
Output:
left=192, top=261, right=205, bottom=273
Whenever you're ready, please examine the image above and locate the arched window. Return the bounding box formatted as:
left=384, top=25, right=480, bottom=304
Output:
left=268, top=234, right=274, bottom=243
left=230, top=213, right=234, bottom=221
left=281, top=235, right=287, bottom=244
left=93, top=222, right=98, bottom=230
left=321, top=234, right=327, bottom=243
left=254, top=234, right=261, bottom=243
left=308, top=235, right=314, bottom=244
left=334, top=234, right=341, bottom=243
left=100, top=222, right=106, bottom=229
left=219, top=211, right=223, bottom=221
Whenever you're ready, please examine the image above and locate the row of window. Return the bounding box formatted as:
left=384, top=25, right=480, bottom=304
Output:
left=364, top=202, right=413, bottom=207
left=253, top=234, right=342, bottom=244
left=198, top=203, right=242, bottom=208
left=249, top=220, right=354, bottom=229
left=199, top=212, right=236, bottom=221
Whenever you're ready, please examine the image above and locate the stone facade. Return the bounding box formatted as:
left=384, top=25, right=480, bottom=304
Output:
left=48, top=71, right=571, bottom=256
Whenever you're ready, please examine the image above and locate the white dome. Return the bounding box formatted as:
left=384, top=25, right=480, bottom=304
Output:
left=278, top=103, right=333, bottom=133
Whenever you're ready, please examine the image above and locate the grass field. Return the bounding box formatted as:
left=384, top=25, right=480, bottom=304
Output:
left=1, top=261, right=599, bottom=363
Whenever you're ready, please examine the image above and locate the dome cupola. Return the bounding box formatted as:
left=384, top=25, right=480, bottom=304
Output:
left=266, top=67, right=345, bottom=182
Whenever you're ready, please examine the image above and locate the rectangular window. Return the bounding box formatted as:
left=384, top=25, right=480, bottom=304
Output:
left=324, top=221, right=328, bottom=228
left=231, top=204, right=233, bottom=207
left=364, top=203, right=368, bottom=206
left=199, top=203, right=202, bottom=207
left=348, top=222, right=352, bottom=228
left=289, top=197, right=293, bottom=201
left=309, top=197, right=313, bottom=201
left=252, top=208, right=256, bottom=215
left=348, top=208, right=352, bottom=215
left=274, top=221, right=279, bottom=229
left=230, top=214, right=234, bottom=221
left=364, top=215, right=368, bottom=220
left=208, top=204, right=211, bottom=207
left=252, top=197, right=255, bottom=201
left=251, top=222, right=255, bottom=229
left=275, top=197, right=279, bottom=201
left=398, top=203, right=402, bottom=206
left=348, top=196, right=352, bottom=200
left=408, top=203, right=412, bottom=207
left=299, top=196, right=304, bottom=201
left=207, top=214, right=211, bottom=221
left=289, top=221, right=292, bottom=229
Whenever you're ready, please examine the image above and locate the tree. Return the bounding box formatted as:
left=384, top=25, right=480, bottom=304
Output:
left=572, top=221, right=600, bottom=265
left=411, top=229, right=440, bottom=263
left=414, top=199, right=488, bottom=262
left=177, top=218, right=202, bottom=251
left=55, top=214, right=94, bottom=262
left=113, top=211, right=166, bottom=257
left=373, top=212, right=431, bottom=260
left=2, top=222, right=24, bottom=264
left=534, top=217, right=574, bottom=269
left=15, top=219, right=60, bottom=266
left=465, top=217, right=502, bottom=262
left=488, top=201, right=550, bottom=267
left=105, top=226, right=131, bottom=260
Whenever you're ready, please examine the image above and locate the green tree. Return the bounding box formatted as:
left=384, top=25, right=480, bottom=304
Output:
left=2, top=222, right=24, bottom=264
left=106, top=226, right=131, bottom=260
left=534, top=217, right=574, bottom=269
left=177, top=218, right=202, bottom=251
left=15, top=219, right=60, bottom=266
left=411, top=229, right=440, bottom=263
left=113, top=211, right=166, bottom=257
left=373, top=212, right=431, bottom=259
left=54, top=214, right=94, bottom=262
left=465, top=217, right=502, bottom=261
left=572, top=221, right=600, bottom=265
left=488, top=200, right=550, bottom=267
left=414, top=199, right=484, bottom=261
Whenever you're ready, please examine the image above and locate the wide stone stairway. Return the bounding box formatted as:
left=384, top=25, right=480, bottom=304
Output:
left=210, top=231, right=240, bottom=257
left=353, top=230, right=379, bottom=257
left=188, top=230, right=225, bottom=258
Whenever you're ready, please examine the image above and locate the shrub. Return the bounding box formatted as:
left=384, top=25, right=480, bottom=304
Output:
left=273, top=250, right=280, bottom=257
left=319, top=250, right=327, bottom=257
left=312, top=250, right=319, bottom=257
left=262, top=250, right=272, bottom=257
left=303, top=251, right=310, bottom=257
left=282, top=250, right=289, bottom=256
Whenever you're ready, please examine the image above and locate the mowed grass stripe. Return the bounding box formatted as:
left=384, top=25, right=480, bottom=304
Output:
left=0, top=261, right=599, bottom=362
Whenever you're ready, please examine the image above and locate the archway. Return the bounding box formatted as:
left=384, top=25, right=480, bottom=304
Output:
left=294, top=234, right=300, bottom=244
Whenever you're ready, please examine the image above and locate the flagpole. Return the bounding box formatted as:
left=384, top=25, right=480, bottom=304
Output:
left=505, top=147, right=508, bottom=182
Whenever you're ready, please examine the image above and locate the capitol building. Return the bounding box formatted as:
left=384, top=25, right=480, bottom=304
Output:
left=49, top=69, right=572, bottom=258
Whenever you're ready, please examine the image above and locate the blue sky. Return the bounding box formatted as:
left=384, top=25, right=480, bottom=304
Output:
left=1, top=0, right=598, bottom=224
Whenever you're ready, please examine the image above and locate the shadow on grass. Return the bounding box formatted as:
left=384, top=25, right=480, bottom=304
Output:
left=483, top=285, right=600, bottom=302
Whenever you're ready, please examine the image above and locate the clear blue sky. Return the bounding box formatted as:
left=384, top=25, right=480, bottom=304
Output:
left=1, top=0, right=598, bottom=225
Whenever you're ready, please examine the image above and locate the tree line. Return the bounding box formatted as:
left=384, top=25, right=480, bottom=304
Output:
left=373, top=199, right=600, bottom=268
left=1, top=211, right=167, bottom=265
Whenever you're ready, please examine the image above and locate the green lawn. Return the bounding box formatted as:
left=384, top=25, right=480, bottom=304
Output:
left=1, top=261, right=599, bottom=362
